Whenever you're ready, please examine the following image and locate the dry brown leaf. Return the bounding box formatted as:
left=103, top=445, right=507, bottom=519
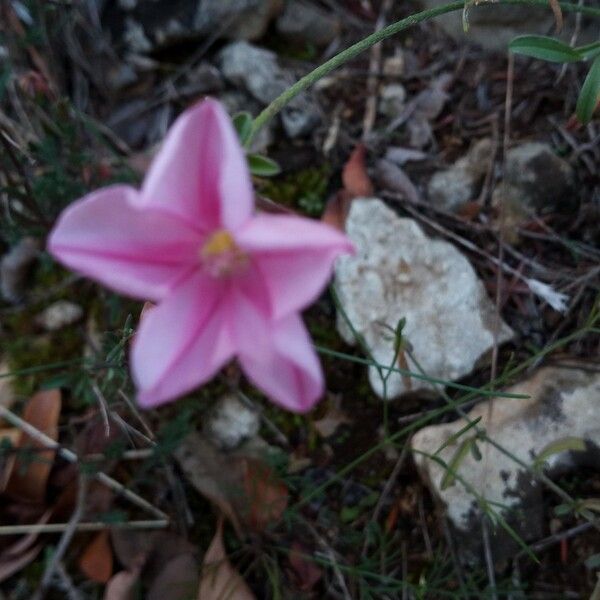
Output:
left=103, top=565, right=142, bottom=600
left=321, top=190, right=353, bottom=232
left=147, top=553, right=199, bottom=600
left=198, top=517, right=255, bottom=600
left=241, top=458, right=288, bottom=531
left=79, top=530, right=113, bottom=584
left=549, top=0, right=563, bottom=32
left=313, top=403, right=352, bottom=438
left=342, top=144, right=374, bottom=198
left=0, top=543, right=43, bottom=583
left=5, top=389, right=61, bottom=503
left=288, top=542, right=323, bottom=592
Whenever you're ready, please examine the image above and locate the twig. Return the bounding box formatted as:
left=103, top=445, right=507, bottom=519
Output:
left=481, top=516, right=498, bottom=600
left=0, top=404, right=169, bottom=520
left=33, top=474, right=89, bottom=600
left=0, top=520, right=169, bottom=536
left=362, top=0, right=393, bottom=141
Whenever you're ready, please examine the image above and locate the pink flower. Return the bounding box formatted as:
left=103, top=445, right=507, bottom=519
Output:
left=48, top=99, right=353, bottom=412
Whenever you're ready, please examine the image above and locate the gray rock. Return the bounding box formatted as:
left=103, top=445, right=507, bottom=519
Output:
left=204, top=395, right=260, bottom=451
left=1, top=237, right=40, bottom=303
left=119, top=0, right=281, bottom=53
left=428, top=138, right=493, bottom=211
left=276, top=0, right=341, bottom=47
left=378, top=83, right=407, bottom=119
left=418, top=0, right=595, bottom=51
left=218, top=41, right=320, bottom=137
left=334, top=199, right=512, bottom=399
left=178, top=62, right=224, bottom=97
left=35, top=301, right=84, bottom=331
left=411, top=367, right=600, bottom=558
left=501, top=142, right=574, bottom=214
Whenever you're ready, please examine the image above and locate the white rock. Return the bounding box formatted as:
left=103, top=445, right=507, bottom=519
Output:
left=218, top=41, right=319, bottom=138
left=411, top=367, right=600, bottom=533
left=378, top=83, right=407, bottom=119
left=334, top=199, right=512, bottom=399
left=204, top=395, right=260, bottom=451
left=35, top=301, right=84, bottom=331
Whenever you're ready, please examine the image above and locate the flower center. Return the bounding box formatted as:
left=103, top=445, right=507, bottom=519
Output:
left=200, top=230, right=248, bottom=277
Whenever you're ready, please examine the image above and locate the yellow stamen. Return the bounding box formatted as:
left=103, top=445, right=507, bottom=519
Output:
left=201, top=230, right=236, bottom=258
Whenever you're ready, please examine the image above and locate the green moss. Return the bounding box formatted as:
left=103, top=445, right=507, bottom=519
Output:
left=259, top=165, right=331, bottom=216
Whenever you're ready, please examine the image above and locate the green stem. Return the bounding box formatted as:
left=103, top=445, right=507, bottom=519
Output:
left=247, top=0, right=600, bottom=144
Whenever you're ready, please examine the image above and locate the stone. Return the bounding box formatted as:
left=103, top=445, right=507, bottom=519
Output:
left=334, top=198, right=512, bottom=399
left=0, top=237, right=40, bottom=303
left=378, top=83, right=407, bottom=119
left=203, top=395, right=260, bottom=451
left=427, top=138, right=493, bottom=211
left=411, top=367, right=600, bottom=557
left=276, top=0, right=341, bottom=47
left=178, top=62, right=224, bottom=97
left=117, top=0, right=281, bottom=53
left=418, top=0, right=595, bottom=52
left=498, top=142, right=575, bottom=214
left=218, top=41, right=320, bottom=138
left=35, top=301, right=84, bottom=331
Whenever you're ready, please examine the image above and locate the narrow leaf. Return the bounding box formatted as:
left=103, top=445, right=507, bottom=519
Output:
left=247, top=154, right=281, bottom=177
left=576, top=55, right=600, bottom=124
left=509, top=35, right=582, bottom=63
left=233, top=112, right=253, bottom=147
left=440, top=438, right=473, bottom=490
left=434, top=417, right=482, bottom=457
left=534, top=436, right=586, bottom=467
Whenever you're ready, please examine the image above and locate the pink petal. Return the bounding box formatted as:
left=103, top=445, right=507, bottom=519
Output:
left=132, top=272, right=233, bottom=408
left=236, top=215, right=354, bottom=319
left=48, top=185, right=201, bottom=301
left=140, top=98, right=254, bottom=232
left=236, top=310, right=324, bottom=414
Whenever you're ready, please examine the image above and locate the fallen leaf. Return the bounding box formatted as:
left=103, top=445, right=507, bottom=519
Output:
left=549, top=0, right=563, bottom=32
left=241, top=458, right=288, bottom=531
left=342, top=144, right=373, bottom=198
left=198, top=517, right=255, bottom=600
left=321, top=190, right=353, bottom=232
left=147, top=553, right=199, bottom=600
left=313, top=402, right=352, bottom=438
left=288, top=542, right=323, bottom=592
left=374, top=159, right=419, bottom=203
left=5, top=389, right=61, bottom=503
left=103, top=566, right=142, bottom=600
left=79, top=530, right=113, bottom=584
left=0, top=543, right=43, bottom=583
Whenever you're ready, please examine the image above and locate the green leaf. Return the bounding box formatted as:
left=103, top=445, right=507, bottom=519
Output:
left=233, top=112, right=253, bottom=146
left=533, top=436, right=587, bottom=467
left=509, top=35, right=582, bottom=63
left=434, top=417, right=482, bottom=457
left=247, top=154, right=281, bottom=177
left=585, top=553, right=600, bottom=570
left=440, top=437, right=473, bottom=490
left=576, top=41, right=600, bottom=61
left=576, top=55, right=600, bottom=124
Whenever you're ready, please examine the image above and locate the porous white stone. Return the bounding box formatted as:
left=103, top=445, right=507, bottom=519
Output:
left=35, top=301, right=84, bottom=331
left=204, top=395, right=260, bottom=451
left=334, top=198, right=512, bottom=399
left=411, top=367, right=600, bottom=533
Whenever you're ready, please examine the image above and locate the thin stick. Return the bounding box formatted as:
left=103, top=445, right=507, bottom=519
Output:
left=0, top=520, right=169, bottom=536
left=0, top=404, right=168, bottom=520
left=33, top=475, right=89, bottom=600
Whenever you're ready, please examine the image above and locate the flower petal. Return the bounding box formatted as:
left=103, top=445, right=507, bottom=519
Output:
left=48, top=185, right=201, bottom=301
left=132, top=272, right=234, bottom=408
left=237, top=215, right=354, bottom=319
left=237, top=311, right=324, bottom=413
left=141, top=98, right=254, bottom=231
